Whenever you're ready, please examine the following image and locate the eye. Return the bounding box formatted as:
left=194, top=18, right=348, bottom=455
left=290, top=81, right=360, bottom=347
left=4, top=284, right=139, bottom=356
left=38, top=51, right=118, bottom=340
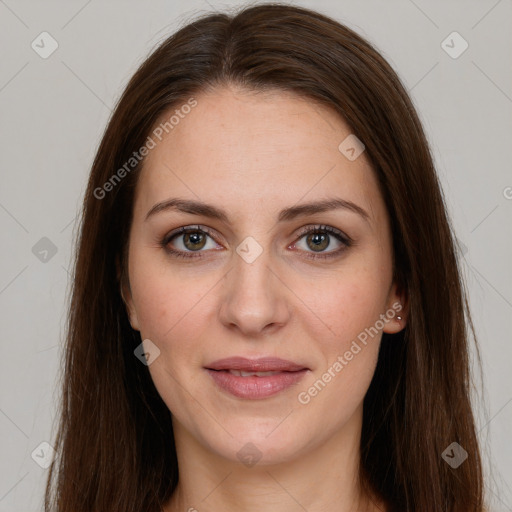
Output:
left=160, top=224, right=352, bottom=261
left=291, top=225, right=351, bottom=260
left=161, top=225, right=220, bottom=259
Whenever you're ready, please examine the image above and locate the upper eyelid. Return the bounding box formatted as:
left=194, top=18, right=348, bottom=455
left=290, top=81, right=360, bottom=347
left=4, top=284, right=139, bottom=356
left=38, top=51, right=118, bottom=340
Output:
left=294, top=224, right=350, bottom=241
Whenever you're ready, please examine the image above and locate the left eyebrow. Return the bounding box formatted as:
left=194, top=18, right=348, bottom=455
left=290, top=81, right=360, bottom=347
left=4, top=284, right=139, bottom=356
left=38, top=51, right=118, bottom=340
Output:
left=145, top=197, right=370, bottom=224
left=277, top=198, right=370, bottom=223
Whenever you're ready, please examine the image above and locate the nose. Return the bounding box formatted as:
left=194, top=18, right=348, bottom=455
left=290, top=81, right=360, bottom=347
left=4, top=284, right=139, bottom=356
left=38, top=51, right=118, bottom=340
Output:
left=218, top=247, right=291, bottom=338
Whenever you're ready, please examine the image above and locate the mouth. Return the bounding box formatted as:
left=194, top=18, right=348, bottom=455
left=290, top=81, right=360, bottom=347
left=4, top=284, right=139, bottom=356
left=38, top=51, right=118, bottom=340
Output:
left=204, top=357, right=310, bottom=399
left=221, top=369, right=285, bottom=377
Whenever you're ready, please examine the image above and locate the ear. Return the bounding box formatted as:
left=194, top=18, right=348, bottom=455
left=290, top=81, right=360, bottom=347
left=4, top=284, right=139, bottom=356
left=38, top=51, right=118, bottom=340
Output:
left=116, top=255, right=140, bottom=331
left=382, top=280, right=407, bottom=334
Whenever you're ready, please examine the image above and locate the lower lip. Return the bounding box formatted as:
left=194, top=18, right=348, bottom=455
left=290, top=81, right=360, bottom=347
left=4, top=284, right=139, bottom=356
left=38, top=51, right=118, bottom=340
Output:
left=206, top=369, right=308, bottom=399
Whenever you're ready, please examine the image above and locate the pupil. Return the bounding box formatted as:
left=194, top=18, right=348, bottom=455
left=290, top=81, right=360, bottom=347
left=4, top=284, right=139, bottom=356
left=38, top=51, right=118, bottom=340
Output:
left=185, top=232, right=205, bottom=250
left=309, top=233, right=328, bottom=251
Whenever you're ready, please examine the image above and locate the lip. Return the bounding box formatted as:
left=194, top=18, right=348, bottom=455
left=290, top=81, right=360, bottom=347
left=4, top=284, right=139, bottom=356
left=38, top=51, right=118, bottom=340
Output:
left=205, top=357, right=310, bottom=399
left=206, top=356, right=308, bottom=372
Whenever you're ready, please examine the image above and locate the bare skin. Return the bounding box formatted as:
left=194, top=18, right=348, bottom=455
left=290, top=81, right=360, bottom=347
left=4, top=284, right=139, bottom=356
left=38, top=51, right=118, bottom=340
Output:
left=122, top=84, right=405, bottom=512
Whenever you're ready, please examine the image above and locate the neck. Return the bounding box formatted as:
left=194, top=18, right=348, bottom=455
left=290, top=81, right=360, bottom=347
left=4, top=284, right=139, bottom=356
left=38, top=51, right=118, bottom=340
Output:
left=164, top=405, right=385, bottom=512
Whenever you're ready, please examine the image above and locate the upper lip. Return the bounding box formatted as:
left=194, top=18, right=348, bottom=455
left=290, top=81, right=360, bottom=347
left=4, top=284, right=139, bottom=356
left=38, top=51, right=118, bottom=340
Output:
left=205, top=357, right=309, bottom=372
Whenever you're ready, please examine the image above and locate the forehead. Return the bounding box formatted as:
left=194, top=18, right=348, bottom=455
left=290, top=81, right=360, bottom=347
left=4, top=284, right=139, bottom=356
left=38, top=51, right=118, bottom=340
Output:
left=135, top=85, right=383, bottom=224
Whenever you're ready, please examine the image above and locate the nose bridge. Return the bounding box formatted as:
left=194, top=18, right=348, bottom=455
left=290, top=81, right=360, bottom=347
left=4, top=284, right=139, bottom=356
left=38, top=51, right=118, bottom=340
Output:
left=219, top=236, right=290, bottom=335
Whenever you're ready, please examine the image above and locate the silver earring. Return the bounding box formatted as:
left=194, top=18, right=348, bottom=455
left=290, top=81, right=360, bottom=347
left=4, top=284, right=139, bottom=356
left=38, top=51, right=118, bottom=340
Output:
left=397, top=315, right=402, bottom=321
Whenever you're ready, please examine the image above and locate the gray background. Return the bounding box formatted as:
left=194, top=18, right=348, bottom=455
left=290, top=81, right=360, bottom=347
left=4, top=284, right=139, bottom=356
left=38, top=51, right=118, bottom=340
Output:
left=0, top=0, right=511, bottom=510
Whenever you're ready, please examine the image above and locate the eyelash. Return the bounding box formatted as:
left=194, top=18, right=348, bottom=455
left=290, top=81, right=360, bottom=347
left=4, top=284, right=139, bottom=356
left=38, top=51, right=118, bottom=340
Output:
left=160, top=224, right=352, bottom=261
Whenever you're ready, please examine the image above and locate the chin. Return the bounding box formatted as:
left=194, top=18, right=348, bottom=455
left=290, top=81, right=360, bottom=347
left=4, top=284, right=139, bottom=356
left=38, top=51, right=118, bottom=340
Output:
left=215, top=433, right=308, bottom=467
left=194, top=411, right=322, bottom=467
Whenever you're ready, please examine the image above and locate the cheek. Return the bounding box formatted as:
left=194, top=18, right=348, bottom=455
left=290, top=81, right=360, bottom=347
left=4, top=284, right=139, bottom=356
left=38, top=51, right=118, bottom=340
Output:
left=133, top=281, right=208, bottom=350
left=128, top=258, right=212, bottom=411
left=292, top=258, right=390, bottom=402
left=128, top=246, right=209, bottom=340
left=294, top=264, right=390, bottom=349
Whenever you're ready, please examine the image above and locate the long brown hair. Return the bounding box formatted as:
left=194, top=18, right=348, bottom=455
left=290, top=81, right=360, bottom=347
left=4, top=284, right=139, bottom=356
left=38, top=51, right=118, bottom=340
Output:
left=45, top=3, right=484, bottom=511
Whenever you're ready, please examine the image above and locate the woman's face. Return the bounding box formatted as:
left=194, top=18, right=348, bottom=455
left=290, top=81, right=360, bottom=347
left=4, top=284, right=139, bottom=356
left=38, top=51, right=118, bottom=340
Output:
left=123, top=85, right=404, bottom=465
